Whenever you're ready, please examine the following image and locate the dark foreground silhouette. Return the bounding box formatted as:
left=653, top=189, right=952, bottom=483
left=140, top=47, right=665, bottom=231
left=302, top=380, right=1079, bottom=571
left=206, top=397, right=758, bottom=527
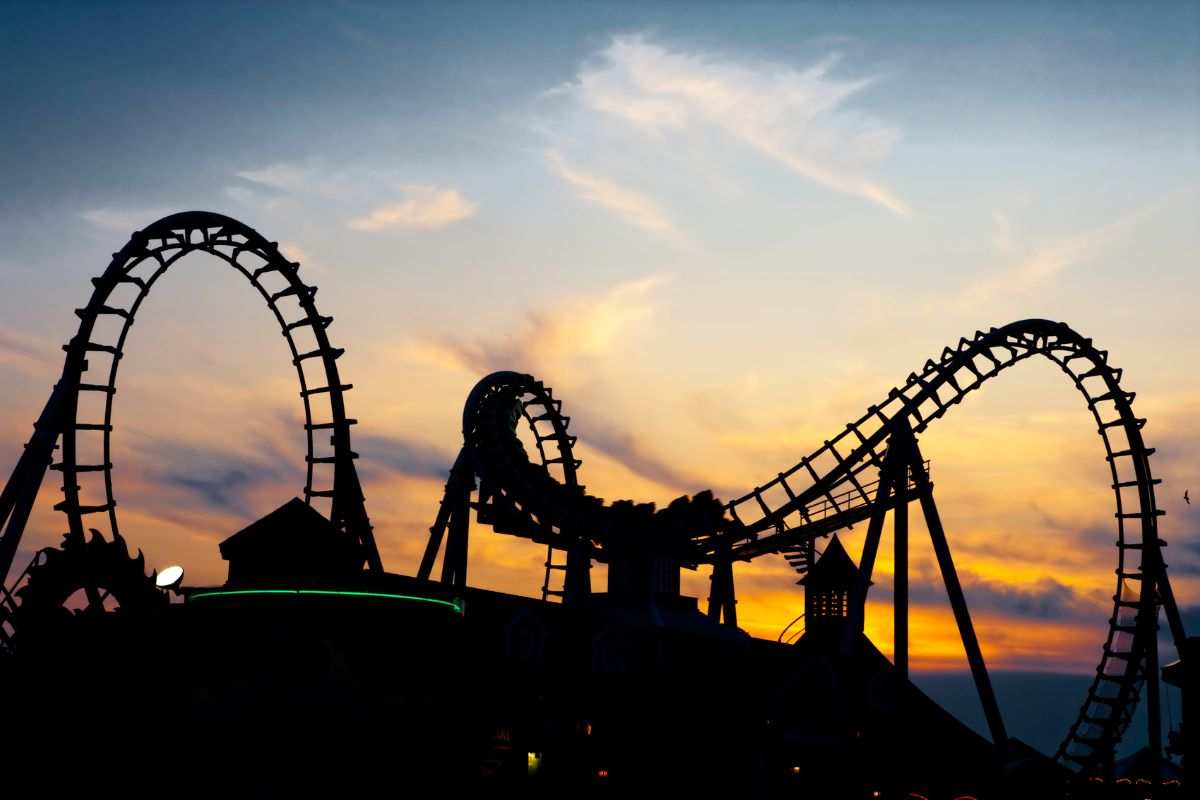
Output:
left=0, top=212, right=1191, bottom=797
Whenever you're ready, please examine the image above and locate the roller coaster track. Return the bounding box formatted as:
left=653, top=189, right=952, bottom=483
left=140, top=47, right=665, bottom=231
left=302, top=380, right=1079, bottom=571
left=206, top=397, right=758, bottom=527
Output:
left=0, top=212, right=380, bottom=602
left=713, top=320, right=1187, bottom=770
left=472, top=373, right=583, bottom=599
left=0, top=213, right=1182, bottom=775
left=433, top=320, right=1186, bottom=775
left=434, top=370, right=729, bottom=564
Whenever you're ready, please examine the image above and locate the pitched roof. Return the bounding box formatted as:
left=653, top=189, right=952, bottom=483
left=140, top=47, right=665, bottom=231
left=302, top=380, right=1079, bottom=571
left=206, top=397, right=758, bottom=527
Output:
left=798, top=534, right=865, bottom=587
left=219, top=497, right=339, bottom=559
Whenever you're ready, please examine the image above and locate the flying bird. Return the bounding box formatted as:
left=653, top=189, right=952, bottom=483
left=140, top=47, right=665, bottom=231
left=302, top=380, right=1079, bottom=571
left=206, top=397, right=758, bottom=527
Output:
left=1185, top=490, right=1190, bottom=505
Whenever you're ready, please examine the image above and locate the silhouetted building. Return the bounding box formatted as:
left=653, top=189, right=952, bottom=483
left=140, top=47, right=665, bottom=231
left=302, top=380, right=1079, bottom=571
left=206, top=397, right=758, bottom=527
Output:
left=605, top=501, right=683, bottom=601
left=219, top=497, right=361, bottom=585
left=799, top=534, right=865, bottom=637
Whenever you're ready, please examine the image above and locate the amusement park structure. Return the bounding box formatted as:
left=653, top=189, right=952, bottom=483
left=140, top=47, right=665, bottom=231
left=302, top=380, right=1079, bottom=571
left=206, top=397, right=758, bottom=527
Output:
left=0, top=212, right=1191, bottom=794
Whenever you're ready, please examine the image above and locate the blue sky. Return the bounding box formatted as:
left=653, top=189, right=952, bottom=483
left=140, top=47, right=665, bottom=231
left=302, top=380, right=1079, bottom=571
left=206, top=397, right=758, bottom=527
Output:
left=0, top=0, right=1198, bottom=754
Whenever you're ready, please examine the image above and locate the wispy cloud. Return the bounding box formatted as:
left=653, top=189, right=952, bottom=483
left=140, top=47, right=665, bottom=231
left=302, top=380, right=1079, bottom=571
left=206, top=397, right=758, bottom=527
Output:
left=393, top=272, right=730, bottom=498
left=889, top=570, right=1104, bottom=623
left=347, top=186, right=475, bottom=232
left=400, top=274, right=669, bottom=374
left=128, top=433, right=299, bottom=521
left=235, top=162, right=328, bottom=194
left=225, top=160, right=344, bottom=213
left=991, top=209, right=1014, bottom=253
left=580, top=416, right=740, bottom=499
left=166, top=469, right=259, bottom=516
left=80, top=207, right=175, bottom=233
left=545, top=150, right=683, bottom=241
left=275, top=241, right=334, bottom=277
left=223, top=184, right=279, bottom=211
left=0, top=326, right=53, bottom=374
left=938, top=197, right=1164, bottom=314
left=354, top=433, right=457, bottom=482
left=555, top=34, right=906, bottom=215
left=228, top=162, right=476, bottom=233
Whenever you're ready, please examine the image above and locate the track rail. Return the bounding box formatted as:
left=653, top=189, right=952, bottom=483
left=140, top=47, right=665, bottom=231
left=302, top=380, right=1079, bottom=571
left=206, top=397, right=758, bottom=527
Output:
left=451, top=320, right=1186, bottom=774
left=462, top=372, right=583, bottom=600
left=0, top=211, right=379, bottom=585
left=459, top=371, right=728, bottom=569
left=720, top=319, right=1185, bottom=771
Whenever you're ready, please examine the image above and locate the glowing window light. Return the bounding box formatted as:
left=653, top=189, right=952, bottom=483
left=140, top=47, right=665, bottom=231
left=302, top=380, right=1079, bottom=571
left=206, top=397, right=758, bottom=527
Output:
left=187, top=588, right=463, bottom=615
left=527, top=752, right=541, bottom=775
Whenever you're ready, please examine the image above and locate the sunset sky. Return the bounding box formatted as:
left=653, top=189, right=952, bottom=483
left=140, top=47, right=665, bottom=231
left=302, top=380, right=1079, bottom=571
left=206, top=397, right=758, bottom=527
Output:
left=1, top=1, right=1198, bottom=752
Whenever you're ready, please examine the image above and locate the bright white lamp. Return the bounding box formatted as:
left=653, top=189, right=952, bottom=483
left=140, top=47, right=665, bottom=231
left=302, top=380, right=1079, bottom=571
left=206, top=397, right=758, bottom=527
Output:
left=156, top=565, right=185, bottom=591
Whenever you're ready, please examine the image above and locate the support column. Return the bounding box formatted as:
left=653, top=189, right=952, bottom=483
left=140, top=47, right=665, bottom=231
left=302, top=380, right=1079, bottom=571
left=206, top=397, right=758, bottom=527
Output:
left=842, top=461, right=894, bottom=657
left=441, top=484, right=471, bottom=588
left=707, top=549, right=737, bottom=627
left=418, top=449, right=467, bottom=581
left=910, top=455, right=1008, bottom=748
left=892, top=429, right=910, bottom=684
left=0, top=383, right=66, bottom=587
left=563, top=538, right=592, bottom=606
left=887, top=423, right=912, bottom=800
left=1141, top=555, right=1163, bottom=783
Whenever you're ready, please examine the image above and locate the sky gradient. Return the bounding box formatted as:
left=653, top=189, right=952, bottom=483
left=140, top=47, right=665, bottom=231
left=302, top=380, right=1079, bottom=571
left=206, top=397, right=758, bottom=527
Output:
left=1, top=1, right=1198, bottom=753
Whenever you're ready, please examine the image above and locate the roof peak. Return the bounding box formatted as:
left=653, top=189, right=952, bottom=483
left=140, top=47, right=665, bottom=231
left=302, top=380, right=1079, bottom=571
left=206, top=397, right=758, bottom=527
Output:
left=799, top=533, right=867, bottom=586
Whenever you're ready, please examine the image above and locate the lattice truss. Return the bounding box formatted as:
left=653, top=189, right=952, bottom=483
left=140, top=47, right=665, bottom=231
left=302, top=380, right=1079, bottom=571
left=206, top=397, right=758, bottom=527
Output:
left=0, top=211, right=1187, bottom=776
left=428, top=322, right=1188, bottom=774
left=0, top=212, right=379, bottom=634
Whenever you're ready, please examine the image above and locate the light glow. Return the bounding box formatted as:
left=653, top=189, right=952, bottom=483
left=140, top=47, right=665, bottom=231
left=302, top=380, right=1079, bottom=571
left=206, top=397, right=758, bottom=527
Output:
left=186, top=588, right=463, bottom=615
left=156, top=565, right=185, bottom=589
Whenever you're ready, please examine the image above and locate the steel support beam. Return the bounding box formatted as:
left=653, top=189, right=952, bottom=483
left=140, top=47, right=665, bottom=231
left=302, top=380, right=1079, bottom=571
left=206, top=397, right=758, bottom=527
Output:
left=441, top=484, right=471, bottom=588
left=910, top=453, right=1008, bottom=748
left=842, top=459, right=895, bottom=657
left=707, top=548, right=737, bottom=627
left=563, top=538, right=591, bottom=606
left=0, top=383, right=65, bottom=587
left=419, top=450, right=468, bottom=582
left=858, top=467, right=893, bottom=587
left=892, top=424, right=910, bottom=684
left=1141, top=548, right=1163, bottom=783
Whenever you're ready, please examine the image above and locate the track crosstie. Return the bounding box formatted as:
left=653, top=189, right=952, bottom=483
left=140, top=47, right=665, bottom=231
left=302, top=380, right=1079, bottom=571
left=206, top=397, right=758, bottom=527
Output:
left=441, top=321, right=1186, bottom=773
left=0, top=212, right=1185, bottom=775
left=0, top=211, right=379, bottom=599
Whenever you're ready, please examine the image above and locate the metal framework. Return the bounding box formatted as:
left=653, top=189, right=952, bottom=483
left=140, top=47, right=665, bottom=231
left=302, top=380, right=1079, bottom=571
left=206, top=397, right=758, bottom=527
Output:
left=718, top=320, right=1185, bottom=774
left=421, top=320, right=1187, bottom=777
left=0, top=217, right=1182, bottom=779
left=418, top=372, right=588, bottom=602
left=0, top=212, right=380, bottom=611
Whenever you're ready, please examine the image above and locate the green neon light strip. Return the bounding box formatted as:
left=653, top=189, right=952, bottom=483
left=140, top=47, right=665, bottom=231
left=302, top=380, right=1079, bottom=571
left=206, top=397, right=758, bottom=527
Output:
left=187, top=588, right=463, bottom=615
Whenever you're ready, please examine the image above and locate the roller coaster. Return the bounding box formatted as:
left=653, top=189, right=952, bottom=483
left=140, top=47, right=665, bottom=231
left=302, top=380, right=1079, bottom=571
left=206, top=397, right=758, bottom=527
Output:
left=0, top=212, right=1190, bottom=787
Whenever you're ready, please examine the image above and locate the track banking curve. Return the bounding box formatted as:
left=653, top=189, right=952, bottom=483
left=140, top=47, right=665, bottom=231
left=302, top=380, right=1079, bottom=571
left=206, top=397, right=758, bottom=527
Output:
left=0, top=213, right=1178, bottom=775
left=720, top=319, right=1186, bottom=769
left=451, top=371, right=728, bottom=598
left=460, top=321, right=1185, bottom=773
left=460, top=371, right=729, bottom=558
left=462, top=371, right=584, bottom=600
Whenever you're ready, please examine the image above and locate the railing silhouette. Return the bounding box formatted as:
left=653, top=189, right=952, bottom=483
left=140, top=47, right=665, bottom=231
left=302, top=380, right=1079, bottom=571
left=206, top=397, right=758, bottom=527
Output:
left=430, top=321, right=1187, bottom=776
